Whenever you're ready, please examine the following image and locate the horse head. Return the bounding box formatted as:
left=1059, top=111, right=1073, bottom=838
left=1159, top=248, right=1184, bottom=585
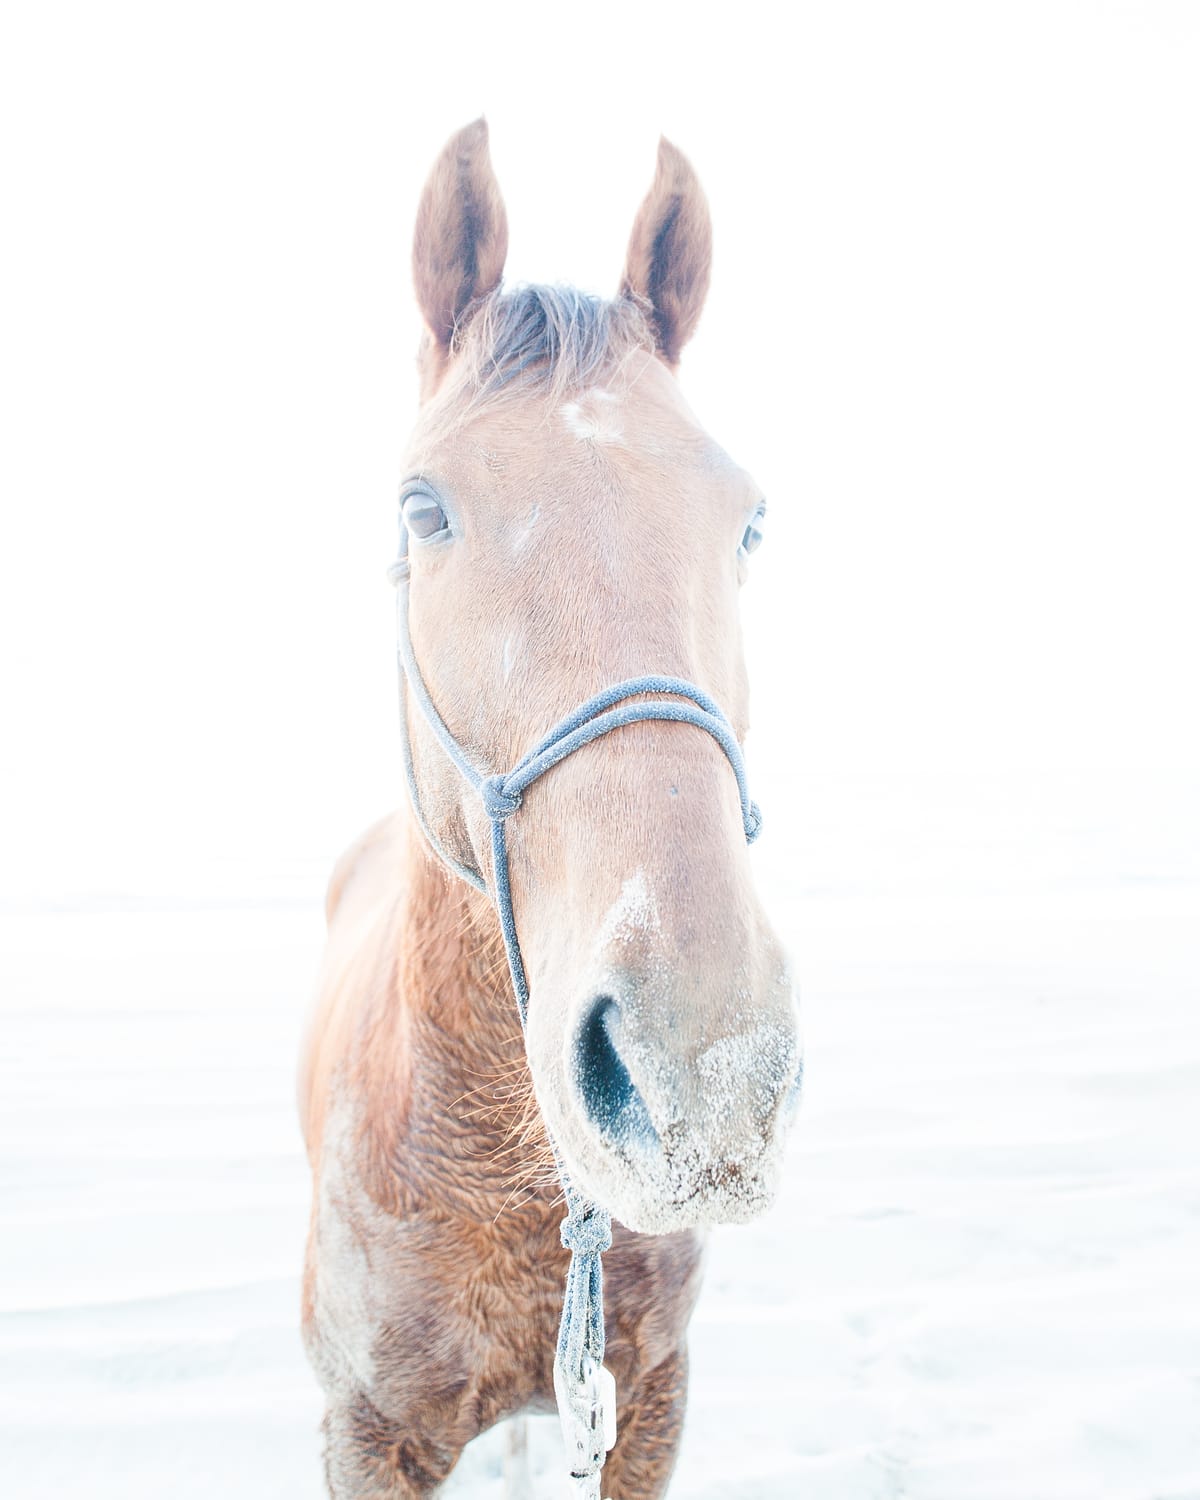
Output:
left=397, top=119, right=802, bottom=1236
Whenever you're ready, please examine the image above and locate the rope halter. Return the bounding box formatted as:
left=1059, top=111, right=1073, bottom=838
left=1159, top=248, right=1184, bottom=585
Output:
left=391, top=531, right=762, bottom=1498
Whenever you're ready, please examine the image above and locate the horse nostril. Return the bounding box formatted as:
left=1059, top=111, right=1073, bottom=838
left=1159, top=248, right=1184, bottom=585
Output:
left=574, top=996, right=658, bottom=1149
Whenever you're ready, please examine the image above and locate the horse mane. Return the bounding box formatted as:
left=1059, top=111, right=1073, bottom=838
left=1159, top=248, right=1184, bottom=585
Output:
left=443, top=284, right=655, bottom=404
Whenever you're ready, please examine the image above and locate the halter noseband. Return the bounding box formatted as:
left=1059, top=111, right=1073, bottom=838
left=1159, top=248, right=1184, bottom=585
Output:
left=390, top=530, right=762, bottom=1497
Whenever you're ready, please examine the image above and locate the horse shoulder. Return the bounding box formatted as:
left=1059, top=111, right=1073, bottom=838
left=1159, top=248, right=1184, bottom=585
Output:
left=298, top=812, right=409, bottom=1156
left=324, top=811, right=406, bottom=925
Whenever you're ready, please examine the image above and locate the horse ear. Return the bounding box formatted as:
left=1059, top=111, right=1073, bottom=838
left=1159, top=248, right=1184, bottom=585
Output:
left=412, top=118, right=508, bottom=351
left=620, top=137, right=712, bottom=364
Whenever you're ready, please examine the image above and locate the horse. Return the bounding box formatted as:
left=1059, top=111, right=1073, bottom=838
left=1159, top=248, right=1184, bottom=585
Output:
left=298, top=118, right=803, bottom=1499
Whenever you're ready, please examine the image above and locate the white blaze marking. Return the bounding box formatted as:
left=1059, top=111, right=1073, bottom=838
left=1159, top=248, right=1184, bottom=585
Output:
left=560, top=388, right=624, bottom=445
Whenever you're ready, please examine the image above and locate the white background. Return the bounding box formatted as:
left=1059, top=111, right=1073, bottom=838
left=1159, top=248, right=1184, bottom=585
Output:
left=1, top=3, right=1198, bottom=1497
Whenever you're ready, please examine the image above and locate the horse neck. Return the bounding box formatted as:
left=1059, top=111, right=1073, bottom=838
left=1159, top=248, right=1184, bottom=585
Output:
left=371, top=811, right=553, bottom=1211
left=398, top=815, right=517, bottom=1055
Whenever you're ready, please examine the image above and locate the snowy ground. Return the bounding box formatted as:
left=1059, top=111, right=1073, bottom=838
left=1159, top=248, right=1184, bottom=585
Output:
left=2, top=772, right=1198, bottom=1499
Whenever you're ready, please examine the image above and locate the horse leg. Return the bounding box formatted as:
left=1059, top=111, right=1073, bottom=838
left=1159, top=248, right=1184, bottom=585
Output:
left=503, top=1417, right=534, bottom=1500
left=321, top=1391, right=463, bottom=1499
left=600, top=1345, right=689, bottom=1500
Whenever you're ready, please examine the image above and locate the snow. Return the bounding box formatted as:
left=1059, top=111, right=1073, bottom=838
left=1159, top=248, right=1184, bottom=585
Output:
left=2, top=772, right=1197, bottom=1498
left=3, top=1, right=1197, bottom=1492
left=595, top=869, right=658, bottom=951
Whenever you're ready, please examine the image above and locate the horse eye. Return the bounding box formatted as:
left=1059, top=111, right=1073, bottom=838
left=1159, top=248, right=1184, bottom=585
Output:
left=401, top=491, right=450, bottom=541
left=740, top=504, right=766, bottom=557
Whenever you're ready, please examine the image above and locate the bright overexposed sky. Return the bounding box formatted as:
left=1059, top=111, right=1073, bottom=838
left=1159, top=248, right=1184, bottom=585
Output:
left=2, top=1, right=1197, bottom=893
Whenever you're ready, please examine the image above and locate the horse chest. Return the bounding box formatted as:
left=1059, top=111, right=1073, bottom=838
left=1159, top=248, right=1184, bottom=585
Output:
left=307, top=1133, right=705, bottom=1438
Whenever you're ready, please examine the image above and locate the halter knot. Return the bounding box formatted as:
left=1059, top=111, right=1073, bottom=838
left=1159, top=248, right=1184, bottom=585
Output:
left=745, top=799, right=764, bottom=843
left=480, top=774, right=521, bottom=822
left=560, top=1204, right=613, bottom=1256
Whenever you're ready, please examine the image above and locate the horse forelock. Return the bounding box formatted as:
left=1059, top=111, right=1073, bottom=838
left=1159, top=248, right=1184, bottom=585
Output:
left=421, top=284, right=655, bottom=425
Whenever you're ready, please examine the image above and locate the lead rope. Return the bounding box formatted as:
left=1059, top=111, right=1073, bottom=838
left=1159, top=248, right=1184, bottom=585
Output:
left=390, top=538, right=761, bottom=1499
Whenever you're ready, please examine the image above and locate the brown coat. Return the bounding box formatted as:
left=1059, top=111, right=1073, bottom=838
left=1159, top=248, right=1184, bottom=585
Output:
left=300, top=813, right=703, bottom=1496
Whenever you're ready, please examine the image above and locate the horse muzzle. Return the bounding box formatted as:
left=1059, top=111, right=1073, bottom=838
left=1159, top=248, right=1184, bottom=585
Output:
left=552, top=968, right=803, bottom=1235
